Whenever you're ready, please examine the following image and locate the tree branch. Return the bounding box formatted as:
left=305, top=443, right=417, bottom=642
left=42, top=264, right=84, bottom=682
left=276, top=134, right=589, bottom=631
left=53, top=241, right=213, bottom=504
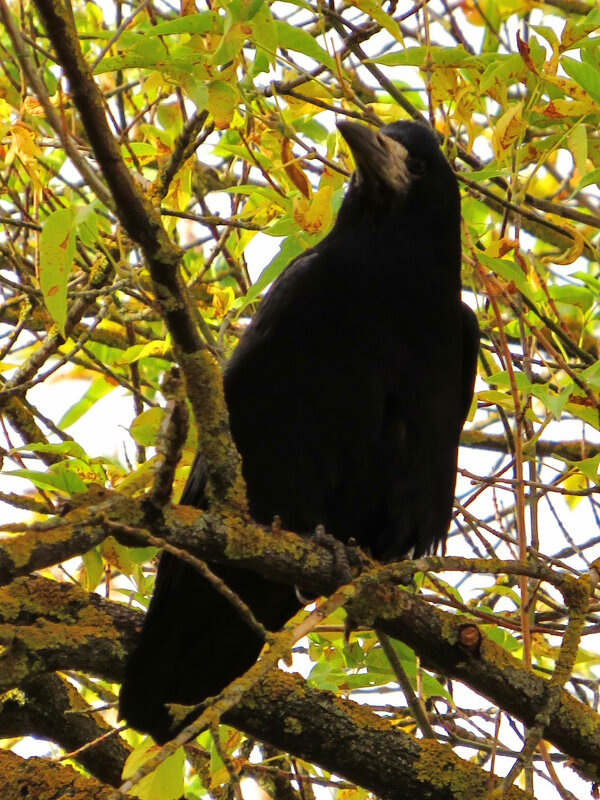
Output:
left=0, top=749, right=115, bottom=799
left=32, top=0, right=240, bottom=499
left=0, top=673, right=130, bottom=787
left=1, top=506, right=600, bottom=779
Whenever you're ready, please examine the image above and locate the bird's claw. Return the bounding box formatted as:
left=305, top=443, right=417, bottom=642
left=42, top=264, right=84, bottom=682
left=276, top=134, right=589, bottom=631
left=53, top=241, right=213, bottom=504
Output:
left=312, top=525, right=362, bottom=584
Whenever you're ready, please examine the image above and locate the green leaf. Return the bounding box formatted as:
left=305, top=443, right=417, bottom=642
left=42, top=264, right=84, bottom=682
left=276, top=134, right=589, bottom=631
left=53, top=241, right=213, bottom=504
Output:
left=480, top=54, right=526, bottom=92
left=460, top=167, right=512, bottom=182
left=180, top=74, right=209, bottom=111
left=371, top=45, right=472, bottom=68
left=486, top=370, right=532, bottom=392
left=146, top=12, right=222, bottom=37
left=561, top=57, right=600, bottom=105
left=73, top=204, right=99, bottom=247
left=130, top=408, right=165, bottom=447
left=477, top=390, right=515, bottom=411
left=232, top=235, right=304, bottom=314
left=549, top=284, right=593, bottom=312
left=58, top=377, right=116, bottom=429
left=212, top=25, right=246, bottom=66
left=478, top=254, right=536, bottom=303
left=82, top=548, right=104, bottom=592
left=307, top=660, right=350, bottom=691
left=273, top=21, right=336, bottom=71
left=564, top=401, right=600, bottom=430
left=530, top=25, right=559, bottom=54
left=39, top=208, right=77, bottom=335
left=573, top=167, right=600, bottom=194
left=94, top=38, right=167, bottom=74
left=572, top=271, right=600, bottom=294
left=122, top=740, right=185, bottom=800
left=568, top=123, right=588, bottom=178
left=560, top=8, right=600, bottom=51
left=421, top=673, right=452, bottom=701
left=555, top=453, right=600, bottom=483
left=581, top=360, right=600, bottom=390
left=6, top=467, right=87, bottom=495
left=483, top=625, right=521, bottom=652
left=117, top=340, right=170, bottom=365
left=228, top=0, right=264, bottom=22
left=251, top=3, right=277, bottom=69
left=530, top=385, right=571, bottom=420
left=19, top=441, right=88, bottom=460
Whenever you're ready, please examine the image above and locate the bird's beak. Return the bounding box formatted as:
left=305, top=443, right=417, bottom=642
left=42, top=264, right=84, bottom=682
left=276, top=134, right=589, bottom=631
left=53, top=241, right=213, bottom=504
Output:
left=337, top=120, right=410, bottom=192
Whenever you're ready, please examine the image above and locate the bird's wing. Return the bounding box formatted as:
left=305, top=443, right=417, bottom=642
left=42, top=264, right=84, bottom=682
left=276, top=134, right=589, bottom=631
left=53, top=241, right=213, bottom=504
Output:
left=224, top=249, right=388, bottom=535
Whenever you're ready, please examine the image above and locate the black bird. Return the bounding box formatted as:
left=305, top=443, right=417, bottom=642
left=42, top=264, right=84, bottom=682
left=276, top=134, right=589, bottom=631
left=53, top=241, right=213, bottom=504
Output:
left=119, top=120, right=479, bottom=743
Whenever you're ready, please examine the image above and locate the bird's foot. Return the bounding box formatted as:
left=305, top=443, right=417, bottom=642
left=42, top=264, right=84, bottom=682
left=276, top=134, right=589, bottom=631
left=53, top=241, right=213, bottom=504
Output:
left=312, top=525, right=363, bottom=584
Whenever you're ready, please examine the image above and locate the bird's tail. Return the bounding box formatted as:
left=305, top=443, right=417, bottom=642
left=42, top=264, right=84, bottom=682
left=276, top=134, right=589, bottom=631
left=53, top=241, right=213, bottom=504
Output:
left=119, top=550, right=299, bottom=743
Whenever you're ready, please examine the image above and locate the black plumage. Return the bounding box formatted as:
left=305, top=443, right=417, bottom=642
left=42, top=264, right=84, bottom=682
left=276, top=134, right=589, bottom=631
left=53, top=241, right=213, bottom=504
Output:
left=119, top=120, right=479, bottom=743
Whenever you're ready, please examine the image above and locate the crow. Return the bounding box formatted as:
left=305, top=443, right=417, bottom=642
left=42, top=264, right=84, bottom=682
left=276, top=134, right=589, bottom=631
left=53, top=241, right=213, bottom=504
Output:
left=119, top=120, right=479, bottom=743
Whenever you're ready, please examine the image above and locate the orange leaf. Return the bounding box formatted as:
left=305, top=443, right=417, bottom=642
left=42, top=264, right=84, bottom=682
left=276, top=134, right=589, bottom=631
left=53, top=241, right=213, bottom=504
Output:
left=281, top=138, right=311, bottom=199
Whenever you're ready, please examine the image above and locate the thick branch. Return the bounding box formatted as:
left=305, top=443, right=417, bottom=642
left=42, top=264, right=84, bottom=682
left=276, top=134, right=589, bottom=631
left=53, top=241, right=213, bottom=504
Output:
left=1, top=576, right=534, bottom=800
left=0, top=673, right=130, bottom=787
left=346, top=576, right=600, bottom=780
left=0, top=491, right=343, bottom=595
left=226, top=670, right=533, bottom=800
left=2, top=508, right=600, bottom=778
left=0, top=749, right=114, bottom=800
left=0, top=575, right=139, bottom=688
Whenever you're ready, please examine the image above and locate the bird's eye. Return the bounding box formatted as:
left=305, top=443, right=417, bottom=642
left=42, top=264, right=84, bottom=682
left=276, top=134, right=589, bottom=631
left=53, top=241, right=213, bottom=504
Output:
left=407, top=156, right=427, bottom=176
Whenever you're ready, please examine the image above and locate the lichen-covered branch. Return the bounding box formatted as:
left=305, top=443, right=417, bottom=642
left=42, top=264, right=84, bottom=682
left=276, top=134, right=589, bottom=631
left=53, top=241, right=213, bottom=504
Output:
left=0, top=749, right=115, bottom=800
left=226, top=671, right=534, bottom=800
left=459, top=429, right=600, bottom=461
left=353, top=577, right=600, bottom=780
left=31, top=0, right=240, bottom=499
left=0, top=575, right=139, bottom=689
left=0, top=574, right=535, bottom=800
left=2, top=509, right=600, bottom=779
left=0, top=673, right=130, bottom=787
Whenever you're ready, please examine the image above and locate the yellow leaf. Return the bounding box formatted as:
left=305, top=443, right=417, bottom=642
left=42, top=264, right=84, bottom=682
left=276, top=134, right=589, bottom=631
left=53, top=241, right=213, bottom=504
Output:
left=349, top=0, right=403, bottom=43
left=117, top=339, right=171, bottom=365
left=365, top=103, right=405, bottom=124
left=461, top=0, right=486, bottom=26
left=293, top=184, right=334, bottom=234
left=562, top=471, right=587, bottom=510
left=540, top=226, right=585, bottom=266
left=206, top=285, right=235, bottom=319
left=537, top=99, right=600, bottom=118
left=485, top=238, right=519, bottom=258
left=568, top=123, right=588, bottom=177
left=492, top=102, right=523, bottom=162
left=542, top=74, right=591, bottom=102
left=430, top=68, right=458, bottom=105
left=6, top=123, right=43, bottom=197
left=6, top=124, right=40, bottom=166
left=207, top=81, right=237, bottom=129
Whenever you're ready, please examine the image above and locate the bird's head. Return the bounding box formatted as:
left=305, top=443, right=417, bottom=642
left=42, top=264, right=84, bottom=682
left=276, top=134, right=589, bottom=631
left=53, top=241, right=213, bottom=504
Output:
left=337, top=119, right=459, bottom=224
